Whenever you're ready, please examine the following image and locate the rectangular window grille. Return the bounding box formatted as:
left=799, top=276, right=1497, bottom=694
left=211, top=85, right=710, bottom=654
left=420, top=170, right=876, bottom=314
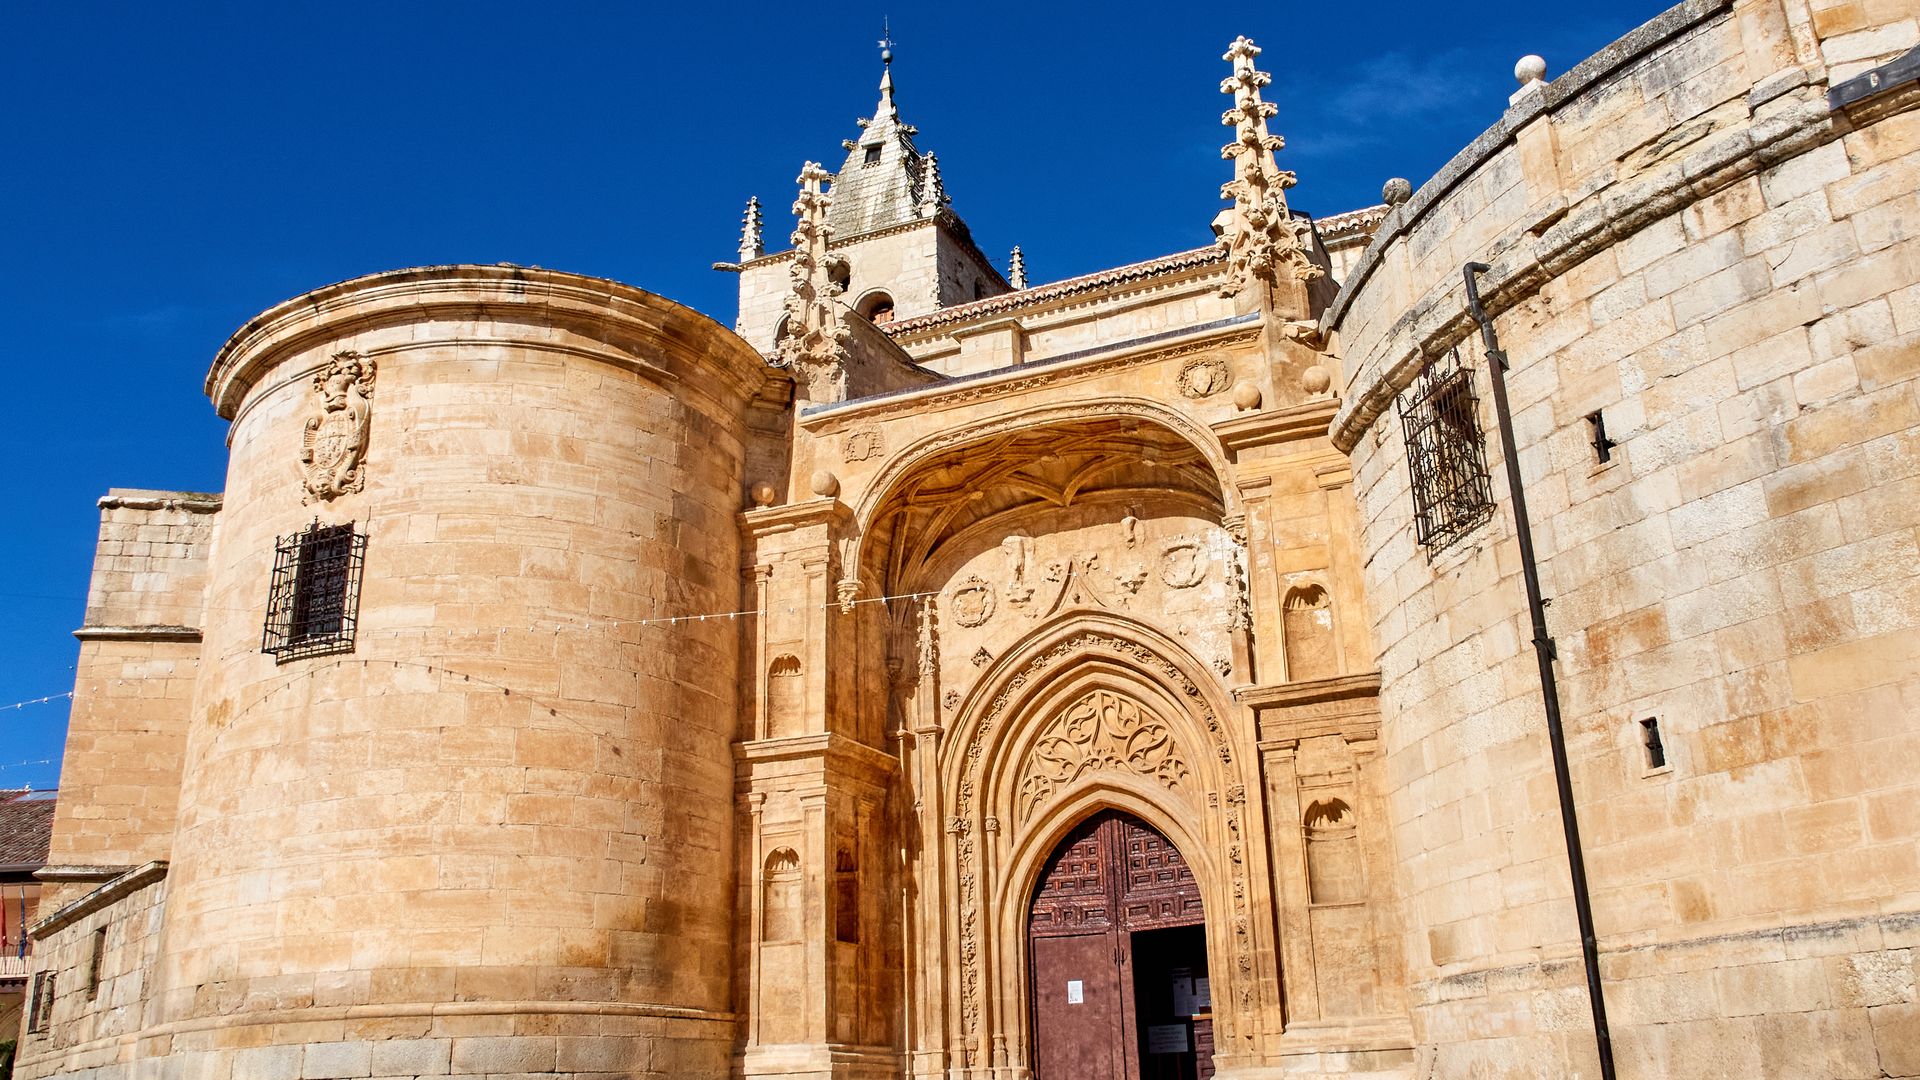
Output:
left=1397, top=346, right=1494, bottom=553
left=262, top=521, right=366, bottom=661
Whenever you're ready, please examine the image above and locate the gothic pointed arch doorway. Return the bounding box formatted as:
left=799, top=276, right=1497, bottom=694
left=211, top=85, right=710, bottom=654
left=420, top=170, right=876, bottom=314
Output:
left=1028, top=809, right=1215, bottom=1080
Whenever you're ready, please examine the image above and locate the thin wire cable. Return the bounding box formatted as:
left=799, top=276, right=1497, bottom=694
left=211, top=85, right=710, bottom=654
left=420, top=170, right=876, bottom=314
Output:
left=0, top=693, right=72, bottom=712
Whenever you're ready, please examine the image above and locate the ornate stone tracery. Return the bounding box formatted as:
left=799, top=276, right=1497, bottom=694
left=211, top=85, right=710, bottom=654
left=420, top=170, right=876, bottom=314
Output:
left=1016, top=689, right=1189, bottom=823
left=942, top=624, right=1252, bottom=1063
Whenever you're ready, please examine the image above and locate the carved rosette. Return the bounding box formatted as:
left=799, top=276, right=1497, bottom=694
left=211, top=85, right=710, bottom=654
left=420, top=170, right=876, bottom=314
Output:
left=1016, top=690, right=1189, bottom=823
left=949, top=575, right=996, bottom=627
left=300, top=351, right=376, bottom=503
left=1159, top=539, right=1207, bottom=588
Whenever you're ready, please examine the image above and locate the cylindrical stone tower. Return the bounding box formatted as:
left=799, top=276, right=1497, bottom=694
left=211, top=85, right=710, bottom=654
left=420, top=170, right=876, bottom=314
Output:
left=161, top=266, right=767, bottom=1077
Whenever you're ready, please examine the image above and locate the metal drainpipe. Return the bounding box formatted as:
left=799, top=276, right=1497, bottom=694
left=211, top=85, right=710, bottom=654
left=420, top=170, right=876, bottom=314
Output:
left=1462, top=262, right=1618, bottom=1080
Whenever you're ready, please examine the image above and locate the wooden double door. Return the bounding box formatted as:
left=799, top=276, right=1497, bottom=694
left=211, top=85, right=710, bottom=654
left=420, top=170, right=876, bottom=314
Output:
left=1027, top=810, right=1214, bottom=1080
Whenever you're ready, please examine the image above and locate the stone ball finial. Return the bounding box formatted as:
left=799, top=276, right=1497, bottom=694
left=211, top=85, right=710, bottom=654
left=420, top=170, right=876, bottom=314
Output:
left=1302, top=365, right=1332, bottom=395
left=810, top=470, right=840, bottom=498
left=1515, top=55, right=1548, bottom=87
left=750, top=482, right=776, bottom=508
left=1232, top=381, right=1263, bottom=412
left=1382, top=177, right=1412, bottom=206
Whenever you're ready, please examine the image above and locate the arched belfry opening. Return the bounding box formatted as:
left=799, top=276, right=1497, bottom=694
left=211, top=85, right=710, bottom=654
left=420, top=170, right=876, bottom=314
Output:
left=1028, top=809, right=1214, bottom=1080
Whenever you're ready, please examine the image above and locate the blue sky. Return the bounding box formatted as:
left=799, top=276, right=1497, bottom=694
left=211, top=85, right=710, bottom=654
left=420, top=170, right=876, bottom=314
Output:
left=0, top=2, right=1667, bottom=791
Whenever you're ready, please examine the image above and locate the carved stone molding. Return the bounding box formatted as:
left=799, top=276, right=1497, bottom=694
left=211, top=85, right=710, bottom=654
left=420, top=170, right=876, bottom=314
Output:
left=1016, top=690, right=1190, bottom=823
left=300, top=351, right=375, bottom=503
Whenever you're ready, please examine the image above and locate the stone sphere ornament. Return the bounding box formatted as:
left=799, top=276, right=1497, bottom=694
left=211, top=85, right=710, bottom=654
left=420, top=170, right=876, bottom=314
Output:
left=1382, top=177, right=1412, bottom=206
left=1302, top=365, right=1332, bottom=395
left=810, top=470, right=840, bottom=497
left=1232, top=381, right=1263, bottom=412
left=750, top=482, right=776, bottom=508
left=1515, top=55, right=1548, bottom=86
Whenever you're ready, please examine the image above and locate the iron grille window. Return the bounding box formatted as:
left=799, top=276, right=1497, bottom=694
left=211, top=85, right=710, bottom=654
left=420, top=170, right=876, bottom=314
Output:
left=262, top=521, right=365, bottom=661
left=1397, top=347, right=1494, bottom=553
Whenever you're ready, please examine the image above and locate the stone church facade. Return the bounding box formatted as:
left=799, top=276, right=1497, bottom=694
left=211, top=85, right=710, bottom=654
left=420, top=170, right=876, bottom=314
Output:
left=16, top=2, right=1920, bottom=1078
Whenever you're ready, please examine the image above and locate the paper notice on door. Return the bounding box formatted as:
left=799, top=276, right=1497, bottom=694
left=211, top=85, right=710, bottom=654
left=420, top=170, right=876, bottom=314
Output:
left=1146, top=1023, right=1190, bottom=1054
left=1172, top=977, right=1196, bottom=1017
left=1066, top=979, right=1083, bottom=1004
left=1193, top=977, right=1211, bottom=1009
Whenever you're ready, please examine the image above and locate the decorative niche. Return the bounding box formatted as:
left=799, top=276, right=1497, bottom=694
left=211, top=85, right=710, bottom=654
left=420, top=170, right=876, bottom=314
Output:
left=1303, top=798, right=1363, bottom=904
left=762, top=848, right=802, bottom=942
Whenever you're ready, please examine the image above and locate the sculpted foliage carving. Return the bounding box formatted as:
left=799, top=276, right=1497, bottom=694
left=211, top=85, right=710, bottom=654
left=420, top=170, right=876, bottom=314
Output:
left=301, top=351, right=376, bottom=503
left=1017, top=690, right=1189, bottom=823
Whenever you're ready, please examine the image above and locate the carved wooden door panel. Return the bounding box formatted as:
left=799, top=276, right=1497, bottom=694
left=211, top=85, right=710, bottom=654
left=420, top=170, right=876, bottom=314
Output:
left=1028, top=811, right=1205, bottom=1079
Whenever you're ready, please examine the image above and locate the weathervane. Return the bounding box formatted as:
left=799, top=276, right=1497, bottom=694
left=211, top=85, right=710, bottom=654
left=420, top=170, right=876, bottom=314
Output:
left=879, top=18, right=894, bottom=64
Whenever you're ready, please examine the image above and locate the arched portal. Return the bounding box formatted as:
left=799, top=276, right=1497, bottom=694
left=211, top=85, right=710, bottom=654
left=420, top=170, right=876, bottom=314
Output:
left=1028, top=809, right=1214, bottom=1080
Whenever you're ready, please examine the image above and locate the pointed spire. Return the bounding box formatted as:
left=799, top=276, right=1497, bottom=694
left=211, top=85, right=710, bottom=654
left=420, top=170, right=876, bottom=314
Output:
left=1217, top=36, right=1322, bottom=299
left=1009, top=246, right=1027, bottom=290
left=776, top=163, right=852, bottom=402
left=738, top=196, right=764, bottom=261
left=876, top=20, right=899, bottom=121
left=918, top=153, right=947, bottom=218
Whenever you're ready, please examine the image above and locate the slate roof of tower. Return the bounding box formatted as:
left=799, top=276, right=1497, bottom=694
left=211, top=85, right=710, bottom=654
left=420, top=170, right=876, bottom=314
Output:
left=828, top=61, right=934, bottom=239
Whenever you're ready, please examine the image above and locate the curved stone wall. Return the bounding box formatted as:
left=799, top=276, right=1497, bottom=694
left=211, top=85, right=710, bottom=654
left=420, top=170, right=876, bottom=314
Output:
left=1326, top=1, right=1920, bottom=1074
left=145, top=266, right=766, bottom=1077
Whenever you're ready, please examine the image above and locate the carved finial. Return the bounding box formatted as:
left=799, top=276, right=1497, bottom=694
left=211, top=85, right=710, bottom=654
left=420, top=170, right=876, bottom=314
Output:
left=738, top=196, right=764, bottom=261
left=1511, top=55, right=1548, bottom=105
left=775, top=163, right=853, bottom=402
left=1009, top=246, right=1027, bottom=290
left=1216, top=36, right=1322, bottom=298
left=918, top=152, right=947, bottom=218
left=879, top=17, right=894, bottom=65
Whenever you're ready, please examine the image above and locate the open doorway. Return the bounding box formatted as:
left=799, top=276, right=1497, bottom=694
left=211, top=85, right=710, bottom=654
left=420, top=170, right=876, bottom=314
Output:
left=1027, top=809, right=1212, bottom=1080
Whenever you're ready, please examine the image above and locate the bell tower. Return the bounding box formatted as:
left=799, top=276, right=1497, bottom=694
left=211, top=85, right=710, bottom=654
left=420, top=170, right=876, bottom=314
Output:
left=724, top=35, right=1011, bottom=355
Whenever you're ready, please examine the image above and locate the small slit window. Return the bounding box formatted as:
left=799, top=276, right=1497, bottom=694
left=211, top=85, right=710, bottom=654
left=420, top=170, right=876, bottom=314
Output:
left=1397, top=347, right=1494, bottom=553
left=28, top=970, right=55, bottom=1033
left=1586, top=409, right=1617, bottom=464
left=262, top=521, right=366, bottom=661
left=86, top=926, right=106, bottom=999
left=863, top=145, right=882, bottom=166
left=1641, top=717, right=1667, bottom=771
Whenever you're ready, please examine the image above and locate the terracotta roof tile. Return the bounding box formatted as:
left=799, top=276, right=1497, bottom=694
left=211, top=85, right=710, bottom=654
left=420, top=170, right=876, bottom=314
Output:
left=882, top=245, right=1227, bottom=336
left=0, top=790, right=56, bottom=868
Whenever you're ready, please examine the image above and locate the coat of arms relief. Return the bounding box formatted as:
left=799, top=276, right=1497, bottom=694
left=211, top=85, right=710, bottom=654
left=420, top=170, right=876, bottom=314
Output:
left=301, top=351, right=376, bottom=503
